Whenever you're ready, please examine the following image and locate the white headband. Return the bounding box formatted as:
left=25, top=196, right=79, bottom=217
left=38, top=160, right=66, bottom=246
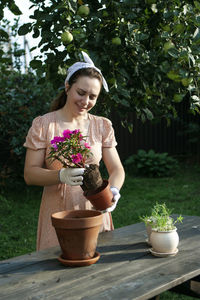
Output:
left=65, top=51, right=109, bottom=92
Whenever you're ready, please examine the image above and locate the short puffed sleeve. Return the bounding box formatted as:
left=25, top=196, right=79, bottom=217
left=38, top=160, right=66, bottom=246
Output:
left=102, top=117, right=117, bottom=148
left=23, top=116, right=47, bottom=150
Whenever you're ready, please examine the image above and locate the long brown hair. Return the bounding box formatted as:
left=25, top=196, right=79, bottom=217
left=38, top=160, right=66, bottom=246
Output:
left=50, top=68, right=103, bottom=112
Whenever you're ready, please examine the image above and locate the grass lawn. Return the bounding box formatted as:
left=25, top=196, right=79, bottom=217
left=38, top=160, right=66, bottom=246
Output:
left=112, top=163, right=200, bottom=228
left=0, top=186, right=42, bottom=260
left=0, top=163, right=199, bottom=300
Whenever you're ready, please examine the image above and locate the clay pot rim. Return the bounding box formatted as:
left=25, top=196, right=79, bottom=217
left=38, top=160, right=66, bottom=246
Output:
left=151, top=227, right=177, bottom=233
left=83, top=179, right=110, bottom=197
left=51, top=210, right=103, bottom=230
left=52, top=210, right=102, bottom=220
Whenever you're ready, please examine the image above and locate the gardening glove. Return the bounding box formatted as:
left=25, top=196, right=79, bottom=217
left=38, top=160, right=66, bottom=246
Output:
left=105, top=187, right=121, bottom=213
left=59, top=168, right=85, bottom=186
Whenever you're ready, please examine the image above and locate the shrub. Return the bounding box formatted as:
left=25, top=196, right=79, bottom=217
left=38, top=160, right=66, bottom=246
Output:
left=124, top=149, right=178, bottom=177
left=0, top=71, right=56, bottom=188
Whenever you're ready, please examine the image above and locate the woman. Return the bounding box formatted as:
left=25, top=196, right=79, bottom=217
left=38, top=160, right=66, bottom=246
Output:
left=24, top=52, right=125, bottom=251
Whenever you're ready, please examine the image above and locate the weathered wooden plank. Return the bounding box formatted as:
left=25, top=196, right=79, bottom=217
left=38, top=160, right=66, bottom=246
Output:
left=2, top=244, right=198, bottom=300
left=0, top=247, right=61, bottom=275
left=0, top=233, right=199, bottom=300
left=0, top=215, right=199, bottom=300
left=68, top=249, right=200, bottom=300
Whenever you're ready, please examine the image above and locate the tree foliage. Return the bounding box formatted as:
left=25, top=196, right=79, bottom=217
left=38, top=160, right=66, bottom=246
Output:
left=2, top=0, right=200, bottom=126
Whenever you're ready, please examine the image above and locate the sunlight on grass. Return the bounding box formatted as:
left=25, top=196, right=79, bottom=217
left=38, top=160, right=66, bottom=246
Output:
left=113, top=164, right=200, bottom=228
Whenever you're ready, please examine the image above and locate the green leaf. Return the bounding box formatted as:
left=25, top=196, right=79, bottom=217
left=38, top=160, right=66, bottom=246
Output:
left=119, top=88, right=130, bottom=99
left=8, top=3, right=22, bottom=15
left=143, top=108, right=154, bottom=120
left=121, top=99, right=130, bottom=107
left=194, top=1, right=200, bottom=10
left=173, top=23, right=184, bottom=34
left=173, top=94, right=184, bottom=103
left=18, top=23, right=32, bottom=36
left=167, top=70, right=181, bottom=82
left=41, top=30, right=52, bottom=39
left=188, top=53, right=195, bottom=65
left=33, top=28, right=40, bottom=38
left=136, top=32, right=149, bottom=41
left=160, top=61, right=170, bottom=73
left=193, top=28, right=200, bottom=44
left=128, top=123, right=133, bottom=134
left=0, top=29, right=9, bottom=39
left=127, top=24, right=139, bottom=34
left=30, top=60, right=42, bottom=69
left=30, top=46, right=37, bottom=52
left=118, top=68, right=130, bottom=79
left=168, top=48, right=179, bottom=58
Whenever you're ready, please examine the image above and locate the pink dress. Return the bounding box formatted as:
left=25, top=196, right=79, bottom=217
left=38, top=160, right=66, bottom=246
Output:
left=24, top=111, right=117, bottom=251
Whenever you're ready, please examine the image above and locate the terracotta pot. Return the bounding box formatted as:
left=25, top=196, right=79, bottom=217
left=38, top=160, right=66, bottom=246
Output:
left=150, top=228, right=179, bottom=253
left=83, top=179, right=114, bottom=211
left=51, top=210, right=103, bottom=260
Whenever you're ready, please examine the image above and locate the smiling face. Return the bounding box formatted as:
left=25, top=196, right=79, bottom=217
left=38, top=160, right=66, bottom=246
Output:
left=65, top=76, right=101, bottom=117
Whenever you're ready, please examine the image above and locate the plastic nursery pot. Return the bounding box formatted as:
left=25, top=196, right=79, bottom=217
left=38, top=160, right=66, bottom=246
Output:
left=150, top=228, right=179, bottom=253
left=51, top=210, right=103, bottom=260
left=83, top=179, right=114, bottom=211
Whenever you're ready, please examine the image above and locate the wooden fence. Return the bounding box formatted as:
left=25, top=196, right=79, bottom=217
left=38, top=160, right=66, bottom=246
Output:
left=110, top=101, right=200, bottom=161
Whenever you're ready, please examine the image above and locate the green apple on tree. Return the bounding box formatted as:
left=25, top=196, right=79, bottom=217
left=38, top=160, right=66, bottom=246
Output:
left=112, top=37, right=121, bottom=45
left=61, top=31, right=73, bottom=45
left=163, top=41, right=175, bottom=52
left=77, top=5, right=90, bottom=17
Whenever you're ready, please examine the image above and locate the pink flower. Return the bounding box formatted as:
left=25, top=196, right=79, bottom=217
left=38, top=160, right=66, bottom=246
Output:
left=63, top=130, right=73, bottom=139
left=72, top=129, right=80, bottom=134
left=71, top=153, right=83, bottom=164
left=84, top=142, right=91, bottom=149
left=51, top=136, right=65, bottom=144
left=52, top=144, right=58, bottom=151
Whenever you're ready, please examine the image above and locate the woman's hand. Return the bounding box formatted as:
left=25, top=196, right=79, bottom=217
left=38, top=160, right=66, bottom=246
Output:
left=105, top=187, right=121, bottom=212
left=59, top=168, right=85, bottom=185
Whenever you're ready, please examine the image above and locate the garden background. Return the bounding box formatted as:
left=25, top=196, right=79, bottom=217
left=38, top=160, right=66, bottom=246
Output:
left=0, top=1, right=200, bottom=299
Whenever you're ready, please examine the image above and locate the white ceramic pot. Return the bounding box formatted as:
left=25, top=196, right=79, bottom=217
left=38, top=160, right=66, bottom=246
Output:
left=145, top=217, right=157, bottom=245
left=146, top=224, right=153, bottom=245
left=146, top=224, right=152, bottom=240
left=150, top=228, right=179, bottom=253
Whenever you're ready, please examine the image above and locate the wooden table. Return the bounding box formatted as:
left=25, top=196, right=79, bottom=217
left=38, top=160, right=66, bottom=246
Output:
left=0, top=215, right=200, bottom=300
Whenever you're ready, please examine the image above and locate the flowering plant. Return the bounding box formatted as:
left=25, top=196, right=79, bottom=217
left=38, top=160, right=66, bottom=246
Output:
left=48, top=129, right=92, bottom=168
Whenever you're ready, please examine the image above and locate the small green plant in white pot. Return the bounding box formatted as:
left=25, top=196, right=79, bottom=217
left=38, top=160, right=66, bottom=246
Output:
left=140, top=203, right=174, bottom=245
left=150, top=213, right=183, bottom=256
